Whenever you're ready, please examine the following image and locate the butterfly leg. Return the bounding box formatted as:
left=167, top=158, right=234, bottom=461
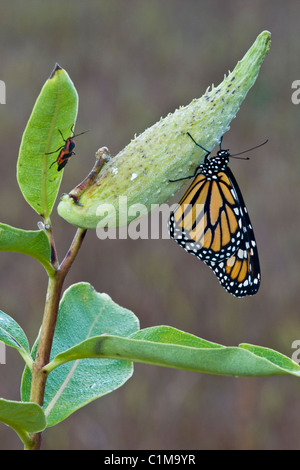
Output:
left=169, top=165, right=203, bottom=183
left=219, top=136, right=223, bottom=151
left=169, top=132, right=211, bottom=182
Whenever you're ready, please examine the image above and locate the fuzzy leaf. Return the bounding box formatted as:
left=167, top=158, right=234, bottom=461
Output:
left=45, top=326, right=300, bottom=378
left=21, top=283, right=139, bottom=427
left=0, top=398, right=46, bottom=448
left=17, top=64, right=78, bottom=218
left=0, top=310, right=32, bottom=368
left=0, top=222, right=53, bottom=275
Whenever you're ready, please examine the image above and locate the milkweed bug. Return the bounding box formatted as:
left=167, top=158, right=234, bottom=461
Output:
left=47, top=126, right=88, bottom=171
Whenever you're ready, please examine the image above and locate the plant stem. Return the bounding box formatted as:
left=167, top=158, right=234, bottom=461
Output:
left=28, top=272, right=64, bottom=450
left=67, top=147, right=110, bottom=205
left=28, top=227, right=87, bottom=450
left=43, top=216, right=59, bottom=270
left=59, top=227, right=87, bottom=275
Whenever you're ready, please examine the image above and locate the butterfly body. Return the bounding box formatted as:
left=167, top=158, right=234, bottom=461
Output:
left=169, top=135, right=262, bottom=298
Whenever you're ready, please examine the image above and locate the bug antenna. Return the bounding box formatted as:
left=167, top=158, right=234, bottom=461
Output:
left=72, top=130, right=90, bottom=139
left=230, top=139, right=268, bottom=158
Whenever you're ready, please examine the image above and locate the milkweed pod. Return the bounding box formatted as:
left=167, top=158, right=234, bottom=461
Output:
left=57, top=31, right=271, bottom=229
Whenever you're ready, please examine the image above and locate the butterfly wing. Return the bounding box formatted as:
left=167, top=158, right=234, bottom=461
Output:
left=169, top=166, right=260, bottom=297
left=169, top=169, right=244, bottom=263
left=208, top=167, right=260, bottom=297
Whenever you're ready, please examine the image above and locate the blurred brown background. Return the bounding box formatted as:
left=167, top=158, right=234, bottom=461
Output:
left=0, top=0, right=299, bottom=450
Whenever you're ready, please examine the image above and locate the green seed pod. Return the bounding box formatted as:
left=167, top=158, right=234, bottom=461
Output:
left=58, top=31, right=271, bottom=230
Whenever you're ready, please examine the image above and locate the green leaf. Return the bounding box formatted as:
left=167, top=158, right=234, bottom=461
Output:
left=0, top=398, right=46, bottom=449
left=239, top=343, right=300, bottom=374
left=0, top=310, right=32, bottom=368
left=21, top=283, right=139, bottom=427
left=17, top=64, right=78, bottom=218
left=45, top=326, right=300, bottom=378
left=0, top=222, right=53, bottom=275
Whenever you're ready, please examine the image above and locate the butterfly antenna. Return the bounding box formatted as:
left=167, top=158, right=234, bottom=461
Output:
left=230, top=139, right=268, bottom=158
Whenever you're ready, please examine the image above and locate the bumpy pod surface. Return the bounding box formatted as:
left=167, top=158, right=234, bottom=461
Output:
left=58, top=31, right=271, bottom=229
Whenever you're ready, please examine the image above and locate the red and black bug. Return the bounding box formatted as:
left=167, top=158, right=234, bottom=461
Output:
left=47, top=126, right=88, bottom=171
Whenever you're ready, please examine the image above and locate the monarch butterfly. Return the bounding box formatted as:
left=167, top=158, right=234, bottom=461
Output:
left=169, top=133, right=267, bottom=297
